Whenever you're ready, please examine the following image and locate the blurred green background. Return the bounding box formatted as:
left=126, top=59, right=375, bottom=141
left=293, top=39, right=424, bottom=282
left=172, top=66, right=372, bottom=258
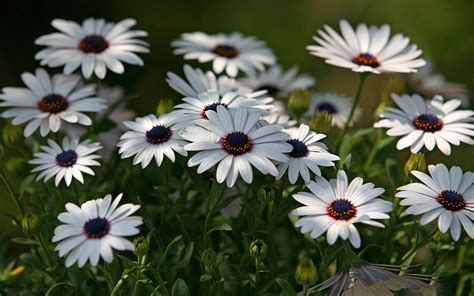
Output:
left=0, top=0, right=473, bottom=238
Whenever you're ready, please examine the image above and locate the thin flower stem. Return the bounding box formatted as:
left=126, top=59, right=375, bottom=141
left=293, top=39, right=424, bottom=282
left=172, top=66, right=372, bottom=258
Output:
left=402, top=228, right=438, bottom=263
left=335, top=73, right=369, bottom=149
left=36, top=234, right=54, bottom=268
left=111, top=272, right=130, bottom=296
left=303, top=285, right=309, bottom=296
left=0, top=170, right=25, bottom=216
left=362, top=129, right=382, bottom=175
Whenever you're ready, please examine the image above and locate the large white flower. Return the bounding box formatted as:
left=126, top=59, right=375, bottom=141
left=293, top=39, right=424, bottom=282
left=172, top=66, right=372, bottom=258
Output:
left=397, top=164, right=474, bottom=240
left=374, top=94, right=474, bottom=155
left=277, top=124, right=339, bottom=184
left=171, top=32, right=275, bottom=77
left=239, top=65, right=315, bottom=98
left=0, top=69, right=106, bottom=137
left=307, top=19, right=426, bottom=74
left=182, top=106, right=292, bottom=187
left=292, top=170, right=392, bottom=248
left=261, top=101, right=296, bottom=128
left=118, top=114, right=188, bottom=168
left=35, top=18, right=149, bottom=79
left=52, top=193, right=142, bottom=268
left=307, top=92, right=361, bottom=128
left=29, top=137, right=101, bottom=187
left=171, top=89, right=270, bottom=129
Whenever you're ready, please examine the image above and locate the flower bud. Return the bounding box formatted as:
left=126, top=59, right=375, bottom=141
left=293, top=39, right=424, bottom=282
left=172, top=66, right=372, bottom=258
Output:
left=257, top=185, right=275, bottom=203
left=20, top=214, right=39, bottom=234
left=404, top=153, right=427, bottom=176
left=156, top=98, right=174, bottom=116
left=201, top=248, right=216, bottom=268
left=295, top=256, right=317, bottom=286
left=133, top=236, right=149, bottom=257
left=249, top=239, right=267, bottom=260
left=288, top=89, right=310, bottom=120
left=309, top=111, right=332, bottom=134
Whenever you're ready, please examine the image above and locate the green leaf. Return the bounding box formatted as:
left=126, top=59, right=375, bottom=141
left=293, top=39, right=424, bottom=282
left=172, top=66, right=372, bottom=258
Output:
left=177, top=214, right=203, bottom=240
left=11, top=237, right=39, bottom=245
left=18, top=175, right=35, bottom=200
left=171, top=242, right=194, bottom=271
left=200, top=274, right=213, bottom=282
left=157, top=235, right=182, bottom=269
left=206, top=223, right=232, bottom=234
left=276, top=278, right=296, bottom=296
left=45, top=282, right=75, bottom=296
left=171, top=278, right=191, bottom=296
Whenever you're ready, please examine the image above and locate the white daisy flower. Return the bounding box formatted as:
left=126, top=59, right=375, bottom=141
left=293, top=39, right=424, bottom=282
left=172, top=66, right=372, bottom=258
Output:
left=52, top=193, right=142, bottom=268
left=307, top=92, right=361, bottom=128
left=29, top=137, right=101, bottom=187
left=307, top=19, right=426, bottom=74
left=171, top=32, right=275, bottom=77
left=239, top=65, right=315, bottom=98
left=171, top=89, right=271, bottom=129
left=374, top=94, right=474, bottom=155
left=261, top=101, right=296, bottom=128
left=182, top=106, right=292, bottom=187
left=118, top=114, right=188, bottom=168
left=35, top=18, right=149, bottom=79
left=0, top=68, right=106, bottom=137
left=292, top=170, right=392, bottom=248
left=397, top=164, right=474, bottom=240
left=277, top=124, right=339, bottom=184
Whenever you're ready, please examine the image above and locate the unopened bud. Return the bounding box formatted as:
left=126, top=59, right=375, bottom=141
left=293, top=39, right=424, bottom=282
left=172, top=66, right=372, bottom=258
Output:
left=288, top=89, right=310, bottom=120
left=201, top=248, right=216, bottom=268
left=404, top=153, right=427, bottom=176
left=20, top=214, right=39, bottom=234
left=156, top=98, right=174, bottom=116
left=133, top=236, right=149, bottom=257
left=257, top=185, right=275, bottom=203
left=249, top=239, right=267, bottom=260
left=295, top=256, right=317, bottom=286
left=309, top=111, right=332, bottom=134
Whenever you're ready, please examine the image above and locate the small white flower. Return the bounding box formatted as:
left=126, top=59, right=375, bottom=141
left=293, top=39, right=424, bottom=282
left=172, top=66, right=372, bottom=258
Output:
left=307, top=92, right=361, bottom=128
left=277, top=124, right=339, bottom=184
left=307, top=19, right=426, bottom=74
left=29, top=137, right=101, bottom=187
left=397, top=164, right=474, bottom=240
left=374, top=94, right=474, bottom=155
left=182, top=106, right=292, bottom=187
left=172, top=32, right=275, bottom=77
left=261, top=101, right=296, bottom=128
left=239, top=65, right=315, bottom=98
left=171, top=89, right=271, bottom=129
left=0, top=69, right=106, bottom=137
left=35, top=18, right=149, bottom=79
left=292, top=170, right=392, bottom=248
left=118, top=114, right=188, bottom=168
left=52, top=193, right=142, bottom=268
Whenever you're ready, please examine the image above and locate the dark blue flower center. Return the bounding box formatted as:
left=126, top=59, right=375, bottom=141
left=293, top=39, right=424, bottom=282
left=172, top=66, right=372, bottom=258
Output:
left=79, top=34, right=109, bottom=53
left=201, top=102, right=228, bottom=119
left=352, top=53, right=380, bottom=67
left=55, top=150, right=78, bottom=167
left=83, top=217, right=110, bottom=239
left=316, top=102, right=337, bottom=114
left=288, top=139, right=308, bottom=158
left=327, top=199, right=356, bottom=220
left=437, top=190, right=465, bottom=211
left=222, top=131, right=252, bottom=155
left=256, top=84, right=280, bottom=96
left=212, top=44, right=239, bottom=58
left=146, top=125, right=172, bottom=145
left=38, top=94, right=69, bottom=113
left=413, top=114, right=443, bottom=132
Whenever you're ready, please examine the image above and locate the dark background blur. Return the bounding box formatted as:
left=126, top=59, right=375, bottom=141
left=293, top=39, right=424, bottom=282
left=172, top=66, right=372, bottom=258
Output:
left=0, top=0, right=473, bottom=230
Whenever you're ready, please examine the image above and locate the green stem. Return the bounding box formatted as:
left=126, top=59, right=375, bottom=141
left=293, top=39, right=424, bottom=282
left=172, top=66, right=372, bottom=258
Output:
left=0, top=170, right=25, bottom=216
left=36, top=234, right=53, bottom=268
left=401, top=228, right=438, bottom=263
left=362, top=129, right=382, bottom=175
left=111, top=272, right=130, bottom=296
left=336, top=73, right=369, bottom=149
left=303, top=285, right=309, bottom=296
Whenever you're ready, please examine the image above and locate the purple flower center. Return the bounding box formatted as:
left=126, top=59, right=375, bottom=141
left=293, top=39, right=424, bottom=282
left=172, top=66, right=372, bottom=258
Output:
left=79, top=35, right=109, bottom=53
left=56, top=150, right=78, bottom=167
left=352, top=53, right=380, bottom=68
left=146, top=125, right=172, bottom=145
left=256, top=84, right=280, bottom=96
left=413, top=114, right=443, bottom=132
left=38, top=94, right=69, bottom=113
left=288, top=139, right=308, bottom=158
left=201, top=102, right=228, bottom=119
left=83, top=217, right=110, bottom=239
left=327, top=199, right=357, bottom=220
left=222, top=131, right=252, bottom=155
left=437, top=190, right=466, bottom=211
left=316, top=102, right=337, bottom=114
left=212, top=44, right=239, bottom=58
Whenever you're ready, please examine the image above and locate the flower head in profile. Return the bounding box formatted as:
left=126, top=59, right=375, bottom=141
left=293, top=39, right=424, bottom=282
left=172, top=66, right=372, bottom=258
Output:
left=239, top=65, right=315, bottom=98
left=35, top=18, right=149, bottom=79
left=182, top=106, right=292, bottom=187
left=307, top=19, right=425, bottom=74
left=260, top=101, right=296, bottom=128
left=277, top=124, right=339, bottom=184
left=397, top=164, right=474, bottom=240
left=53, top=193, right=142, bottom=267
left=0, top=69, right=106, bottom=137
left=29, top=137, right=101, bottom=187
left=172, top=32, right=275, bottom=77
left=374, top=94, right=474, bottom=155
left=292, top=170, right=392, bottom=248
left=307, top=92, right=361, bottom=128
left=118, top=114, right=188, bottom=168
